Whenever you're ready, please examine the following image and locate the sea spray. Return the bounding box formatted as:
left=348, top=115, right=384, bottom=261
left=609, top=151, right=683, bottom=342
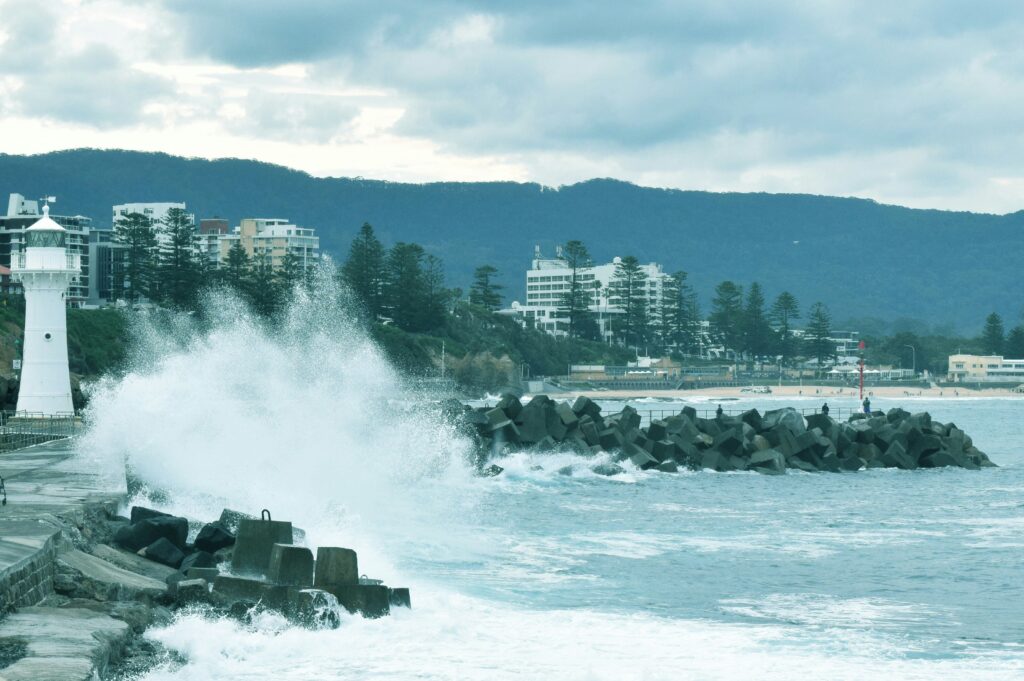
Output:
left=78, top=266, right=481, bottom=579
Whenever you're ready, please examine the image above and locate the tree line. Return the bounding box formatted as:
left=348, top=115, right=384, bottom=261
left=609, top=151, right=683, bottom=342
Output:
left=112, top=209, right=310, bottom=316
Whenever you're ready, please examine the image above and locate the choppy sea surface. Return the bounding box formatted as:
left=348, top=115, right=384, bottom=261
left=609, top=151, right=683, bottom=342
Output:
left=100, top=395, right=1020, bottom=681
left=76, top=291, right=1022, bottom=680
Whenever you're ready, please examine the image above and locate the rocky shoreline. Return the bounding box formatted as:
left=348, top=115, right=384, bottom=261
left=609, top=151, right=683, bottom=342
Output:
left=0, top=500, right=408, bottom=679
left=449, top=395, right=996, bottom=475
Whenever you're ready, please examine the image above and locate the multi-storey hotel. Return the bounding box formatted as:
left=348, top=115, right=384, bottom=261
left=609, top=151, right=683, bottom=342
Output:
left=0, top=194, right=91, bottom=306
left=218, top=218, right=320, bottom=270
left=513, top=246, right=670, bottom=339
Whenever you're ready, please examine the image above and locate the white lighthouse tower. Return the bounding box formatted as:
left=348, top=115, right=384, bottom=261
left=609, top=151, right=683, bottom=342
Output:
left=11, top=204, right=80, bottom=415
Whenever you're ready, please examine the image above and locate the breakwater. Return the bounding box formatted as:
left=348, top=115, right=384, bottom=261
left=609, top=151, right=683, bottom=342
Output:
left=0, top=437, right=407, bottom=680
left=451, top=395, right=996, bottom=474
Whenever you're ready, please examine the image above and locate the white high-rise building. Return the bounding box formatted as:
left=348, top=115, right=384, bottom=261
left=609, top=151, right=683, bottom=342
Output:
left=517, top=246, right=670, bottom=339
left=112, top=202, right=193, bottom=228
left=11, top=204, right=80, bottom=415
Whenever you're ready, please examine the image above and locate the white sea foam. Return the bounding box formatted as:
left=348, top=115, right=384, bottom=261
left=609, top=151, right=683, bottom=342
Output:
left=135, top=591, right=1023, bottom=681
left=77, top=270, right=479, bottom=581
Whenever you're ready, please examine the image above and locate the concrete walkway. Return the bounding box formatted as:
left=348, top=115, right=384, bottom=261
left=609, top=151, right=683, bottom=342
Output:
left=0, top=438, right=130, bottom=680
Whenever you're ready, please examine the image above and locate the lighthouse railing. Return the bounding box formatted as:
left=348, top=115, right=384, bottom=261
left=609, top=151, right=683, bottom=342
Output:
left=0, top=411, right=79, bottom=452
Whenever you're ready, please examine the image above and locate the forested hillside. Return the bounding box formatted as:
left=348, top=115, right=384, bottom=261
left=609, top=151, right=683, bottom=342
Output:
left=2, top=149, right=1021, bottom=332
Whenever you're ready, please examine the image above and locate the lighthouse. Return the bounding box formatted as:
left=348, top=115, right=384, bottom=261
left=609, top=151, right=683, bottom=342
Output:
left=11, top=204, right=80, bottom=415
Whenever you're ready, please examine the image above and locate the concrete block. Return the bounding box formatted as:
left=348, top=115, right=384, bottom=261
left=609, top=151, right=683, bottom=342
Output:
left=130, top=506, right=170, bottom=524
left=881, top=441, right=917, bottom=470
left=138, top=537, right=184, bottom=569
left=572, top=396, right=601, bottom=418
left=839, top=456, right=865, bottom=471
left=485, top=407, right=509, bottom=428
left=713, top=428, right=743, bottom=457
left=625, top=442, right=659, bottom=470
left=179, top=550, right=217, bottom=574
left=496, top=393, right=523, bottom=419
left=740, top=409, right=764, bottom=432
left=115, top=516, right=189, bottom=552
left=327, top=584, right=391, bottom=618
left=556, top=402, right=579, bottom=427
left=219, top=508, right=255, bottom=533
left=748, top=449, right=786, bottom=475
left=591, top=462, right=625, bottom=476
left=194, top=521, right=235, bottom=553
left=700, top=450, right=732, bottom=472
left=232, top=517, right=293, bottom=577
left=268, top=544, right=314, bottom=587
left=598, top=427, right=623, bottom=450
left=389, top=587, right=412, bottom=609
left=173, top=578, right=210, bottom=604
left=647, top=419, right=668, bottom=441
left=652, top=439, right=676, bottom=462
left=314, top=547, right=359, bottom=588
left=186, top=567, right=220, bottom=581
left=580, top=419, right=601, bottom=446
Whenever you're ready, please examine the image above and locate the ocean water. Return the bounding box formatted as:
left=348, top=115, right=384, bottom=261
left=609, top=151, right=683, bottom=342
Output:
left=78, top=288, right=1024, bottom=680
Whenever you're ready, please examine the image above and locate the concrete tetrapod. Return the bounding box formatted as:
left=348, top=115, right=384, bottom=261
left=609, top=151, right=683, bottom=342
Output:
left=231, top=515, right=293, bottom=577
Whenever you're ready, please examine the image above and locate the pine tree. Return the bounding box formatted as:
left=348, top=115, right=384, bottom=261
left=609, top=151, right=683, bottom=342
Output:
left=469, top=265, right=503, bottom=311
left=805, top=302, right=834, bottom=372
left=709, top=281, right=744, bottom=356
left=112, top=212, right=158, bottom=305
left=742, top=282, right=772, bottom=360
left=556, top=240, right=595, bottom=339
left=1005, top=325, right=1024, bottom=359
left=248, top=254, right=281, bottom=317
left=278, top=250, right=308, bottom=294
left=341, top=222, right=386, bottom=317
left=221, top=239, right=251, bottom=295
left=155, top=207, right=203, bottom=310
left=383, top=243, right=447, bottom=332
left=609, top=255, right=649, bottom=347
left=770, top=291, right=800, bottom=366
left=981, top=312, right=1005, bottom=355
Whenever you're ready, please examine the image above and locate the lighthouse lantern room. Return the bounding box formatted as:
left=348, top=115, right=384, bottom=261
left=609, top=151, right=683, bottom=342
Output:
left=11, top=204, right=80, bottom=415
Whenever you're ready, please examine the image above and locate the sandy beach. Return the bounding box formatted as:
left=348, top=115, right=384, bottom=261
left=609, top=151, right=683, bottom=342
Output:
left=565, top=384, right=1023, bottom=400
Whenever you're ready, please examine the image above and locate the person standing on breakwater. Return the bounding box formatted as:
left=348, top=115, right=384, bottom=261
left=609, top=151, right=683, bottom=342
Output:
left=716, top=404, right=724, bottom=420
left=822, top=403, right=830, bottom=416
left=863, top=397, right=871, bottom=413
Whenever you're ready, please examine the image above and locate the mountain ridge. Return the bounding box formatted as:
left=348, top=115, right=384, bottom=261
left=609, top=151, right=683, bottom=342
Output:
left=1, top=148, right=1020, bottom=332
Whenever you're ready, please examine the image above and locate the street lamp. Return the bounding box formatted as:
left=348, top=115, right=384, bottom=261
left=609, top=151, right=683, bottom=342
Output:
left=904, top=344, right=916, bottom=376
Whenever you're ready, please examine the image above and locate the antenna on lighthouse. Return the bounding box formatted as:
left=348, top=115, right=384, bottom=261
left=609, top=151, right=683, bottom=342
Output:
left=38, top=196, right=56, bottom=214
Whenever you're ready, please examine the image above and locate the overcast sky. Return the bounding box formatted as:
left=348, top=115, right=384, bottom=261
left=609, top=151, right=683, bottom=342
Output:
left=0, top=0, right=1022, bottom=213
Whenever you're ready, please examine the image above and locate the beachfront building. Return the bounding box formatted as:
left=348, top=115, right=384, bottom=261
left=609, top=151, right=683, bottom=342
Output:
left=217, top=218, right=320, bottom=271
left=789, top=328, right=862, bottom=360
left=0, top=194, right=91, bottom=306
left=197, top=218, right=229, bottom=266
left=113, top=202, right=194, bottom=232
left=515, top=245, right=671, bottom=340
left=947, top=354, right=1024, bottom=383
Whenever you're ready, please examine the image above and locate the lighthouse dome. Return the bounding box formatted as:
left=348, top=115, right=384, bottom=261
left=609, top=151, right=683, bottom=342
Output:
left=25, top=205, right=66, bottom=248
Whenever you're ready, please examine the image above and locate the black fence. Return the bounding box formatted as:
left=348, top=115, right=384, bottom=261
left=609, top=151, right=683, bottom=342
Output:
left=634, top=406, right=859, bottom=426
left=0, top=412, right=79, bottom=452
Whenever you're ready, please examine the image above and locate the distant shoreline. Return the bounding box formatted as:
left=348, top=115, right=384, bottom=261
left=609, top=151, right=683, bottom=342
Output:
left=560, top=384, right=1022, bottom=400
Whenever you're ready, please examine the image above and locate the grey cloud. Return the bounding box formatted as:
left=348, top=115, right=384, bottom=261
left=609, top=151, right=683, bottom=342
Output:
left=224, top=90, right=364, bottom=143
left=0, top=0, right=173, bottom=127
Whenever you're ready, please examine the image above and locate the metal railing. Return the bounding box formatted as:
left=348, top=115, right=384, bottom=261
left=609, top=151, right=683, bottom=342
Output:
left=8, top=252, right=80, bottom=271
left=0, top=411, right=79, bottom=452
left=634, top=406, right=857, bottom=426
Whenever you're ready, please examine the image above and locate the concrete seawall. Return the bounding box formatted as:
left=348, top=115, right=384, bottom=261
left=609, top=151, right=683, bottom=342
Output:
left=0, top=438, right=129, bottom=681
